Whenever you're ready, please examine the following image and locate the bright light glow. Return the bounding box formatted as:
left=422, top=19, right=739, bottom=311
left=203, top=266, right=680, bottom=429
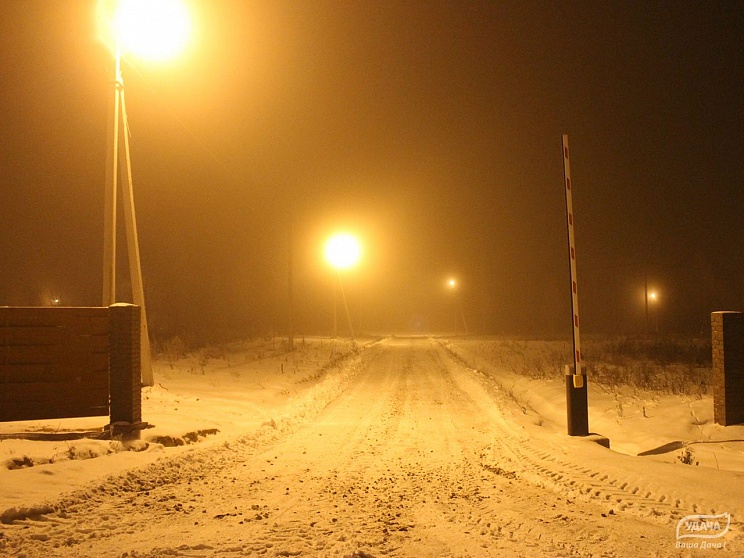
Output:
left=649, top=291, right=658, bottom=301
left=112, top=0, right=191, bottom=61
left=448, top=279, right=456, bottom=289
left=325, top=233, right=362, bottom=270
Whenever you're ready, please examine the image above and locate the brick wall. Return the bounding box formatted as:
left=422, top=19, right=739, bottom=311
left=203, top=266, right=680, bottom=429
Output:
left=0, top=307, right=109, bottom=421
left=0, top=304, right=142, bottom=428
left=711, top=311, right=744, bottom=426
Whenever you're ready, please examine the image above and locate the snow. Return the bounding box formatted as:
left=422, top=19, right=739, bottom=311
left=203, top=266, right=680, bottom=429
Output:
left=1, top=336, right=743, bottom=557
left=0, top=337, right=361, bottom=515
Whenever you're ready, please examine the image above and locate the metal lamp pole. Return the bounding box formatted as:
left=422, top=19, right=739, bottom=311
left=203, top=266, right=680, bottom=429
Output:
left=337, top=271, right=355, bottom=340
left=103, top=46, right=154, bottom=387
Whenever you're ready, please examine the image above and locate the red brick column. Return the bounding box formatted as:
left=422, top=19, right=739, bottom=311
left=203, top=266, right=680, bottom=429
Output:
left=712, top=311, right=744, bottom=426
left=109, top=304, right=142, bottom=434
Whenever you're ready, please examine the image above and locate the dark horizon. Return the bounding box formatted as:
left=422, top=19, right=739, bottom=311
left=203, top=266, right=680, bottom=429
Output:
left=1, top=1, right=743, bottom=345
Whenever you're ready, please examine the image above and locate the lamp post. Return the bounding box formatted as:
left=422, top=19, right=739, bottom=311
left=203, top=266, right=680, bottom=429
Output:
left=649, top=291, right=659, bottom=334
left=324, top=233, right=361, bottom=339
left=644, top=274, right=649, bottom=335
left=100, top=0, right=191, bottom=386
left=644, top=273, right=660, bottom=335
left=446, top=278, right=468, bottom=336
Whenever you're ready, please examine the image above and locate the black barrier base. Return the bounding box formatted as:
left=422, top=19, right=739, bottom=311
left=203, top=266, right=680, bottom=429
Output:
left=566, top=374, right=589, bottom=436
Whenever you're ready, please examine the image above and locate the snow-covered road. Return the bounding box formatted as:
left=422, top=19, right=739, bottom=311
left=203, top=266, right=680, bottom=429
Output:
left=1, top=338, right=739, bottom=557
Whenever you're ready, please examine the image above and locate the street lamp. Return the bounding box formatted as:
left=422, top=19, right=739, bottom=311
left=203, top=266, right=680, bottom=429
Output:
left=112, top=0, right=190, bottom=62
left=324, top=233, right=361, bottom=339
left=99, top=0, right=192, bottom=386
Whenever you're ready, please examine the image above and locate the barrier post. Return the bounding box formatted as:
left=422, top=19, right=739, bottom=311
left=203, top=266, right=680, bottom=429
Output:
left=562, top=135, right=589, bottom=436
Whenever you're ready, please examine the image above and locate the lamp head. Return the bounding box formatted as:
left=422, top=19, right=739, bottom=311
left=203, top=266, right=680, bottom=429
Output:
left=99, top=0, right=191, bottom=61
left=325, top=233, right=362, bottom=271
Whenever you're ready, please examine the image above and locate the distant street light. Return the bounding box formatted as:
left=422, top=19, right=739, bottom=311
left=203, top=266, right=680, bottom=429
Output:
left=99, top=0, right=192, bottom=386
left=325, top=233, right=361, bottom=339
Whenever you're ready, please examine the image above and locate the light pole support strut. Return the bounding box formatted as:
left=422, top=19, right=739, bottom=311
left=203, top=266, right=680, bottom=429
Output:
left=338, top=271, right=355, bottom=340
left=103, top=48, right=153, bottom=387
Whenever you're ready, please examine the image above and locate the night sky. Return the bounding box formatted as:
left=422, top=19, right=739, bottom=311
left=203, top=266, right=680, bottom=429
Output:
left=1, top=1, right=743, bottom=343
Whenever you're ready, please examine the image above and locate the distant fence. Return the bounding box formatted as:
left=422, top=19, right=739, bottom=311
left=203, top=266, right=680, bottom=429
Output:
left=0, top=304, right=142, bottom=428
left=711, top=311, right=744, bottom=426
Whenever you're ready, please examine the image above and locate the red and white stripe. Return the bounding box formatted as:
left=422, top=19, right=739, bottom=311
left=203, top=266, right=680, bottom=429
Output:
left=562, top=135, right=581, bottom=375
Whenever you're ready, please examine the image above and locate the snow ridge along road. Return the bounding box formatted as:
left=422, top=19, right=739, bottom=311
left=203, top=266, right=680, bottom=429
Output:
left=1, top=337, right=738, bottom=557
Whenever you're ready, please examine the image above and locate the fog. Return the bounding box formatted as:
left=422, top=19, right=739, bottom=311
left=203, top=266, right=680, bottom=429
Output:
left=1, top=1, right=743, bottom=344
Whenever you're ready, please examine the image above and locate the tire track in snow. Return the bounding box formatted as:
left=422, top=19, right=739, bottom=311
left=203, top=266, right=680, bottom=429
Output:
left=221, top=339, right=678, bottom=557
left=439, top=341, right=743, bottom=547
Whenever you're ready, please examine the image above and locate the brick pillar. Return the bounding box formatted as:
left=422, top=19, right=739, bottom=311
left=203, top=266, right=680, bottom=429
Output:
left=711, top=311, right=744, bottom=426
left=109, top=304, right=142, bottom=435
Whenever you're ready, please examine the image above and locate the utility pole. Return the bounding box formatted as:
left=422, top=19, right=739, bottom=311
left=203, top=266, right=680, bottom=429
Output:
left=287, top=214, right=294, bottom=351
left=644, top=273, right=649, bottom=335
left=103, top=48, right=153, bottom=387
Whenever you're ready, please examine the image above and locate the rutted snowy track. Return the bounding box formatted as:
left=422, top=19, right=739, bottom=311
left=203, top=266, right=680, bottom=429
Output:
left=1, top=338, right=729, bottom=557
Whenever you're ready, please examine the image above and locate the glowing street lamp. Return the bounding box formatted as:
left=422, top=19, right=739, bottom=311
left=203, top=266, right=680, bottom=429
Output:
left=325, top=233, right=362, bottom=271
left=112, top=0, right=191, bottom=62
left=325, top=233, right=361, bottom=338
left=99, top=0, right=192, bottom=386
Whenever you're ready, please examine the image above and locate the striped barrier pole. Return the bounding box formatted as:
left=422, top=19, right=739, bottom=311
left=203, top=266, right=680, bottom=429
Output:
left=562, top=135, right=589, bottom=436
